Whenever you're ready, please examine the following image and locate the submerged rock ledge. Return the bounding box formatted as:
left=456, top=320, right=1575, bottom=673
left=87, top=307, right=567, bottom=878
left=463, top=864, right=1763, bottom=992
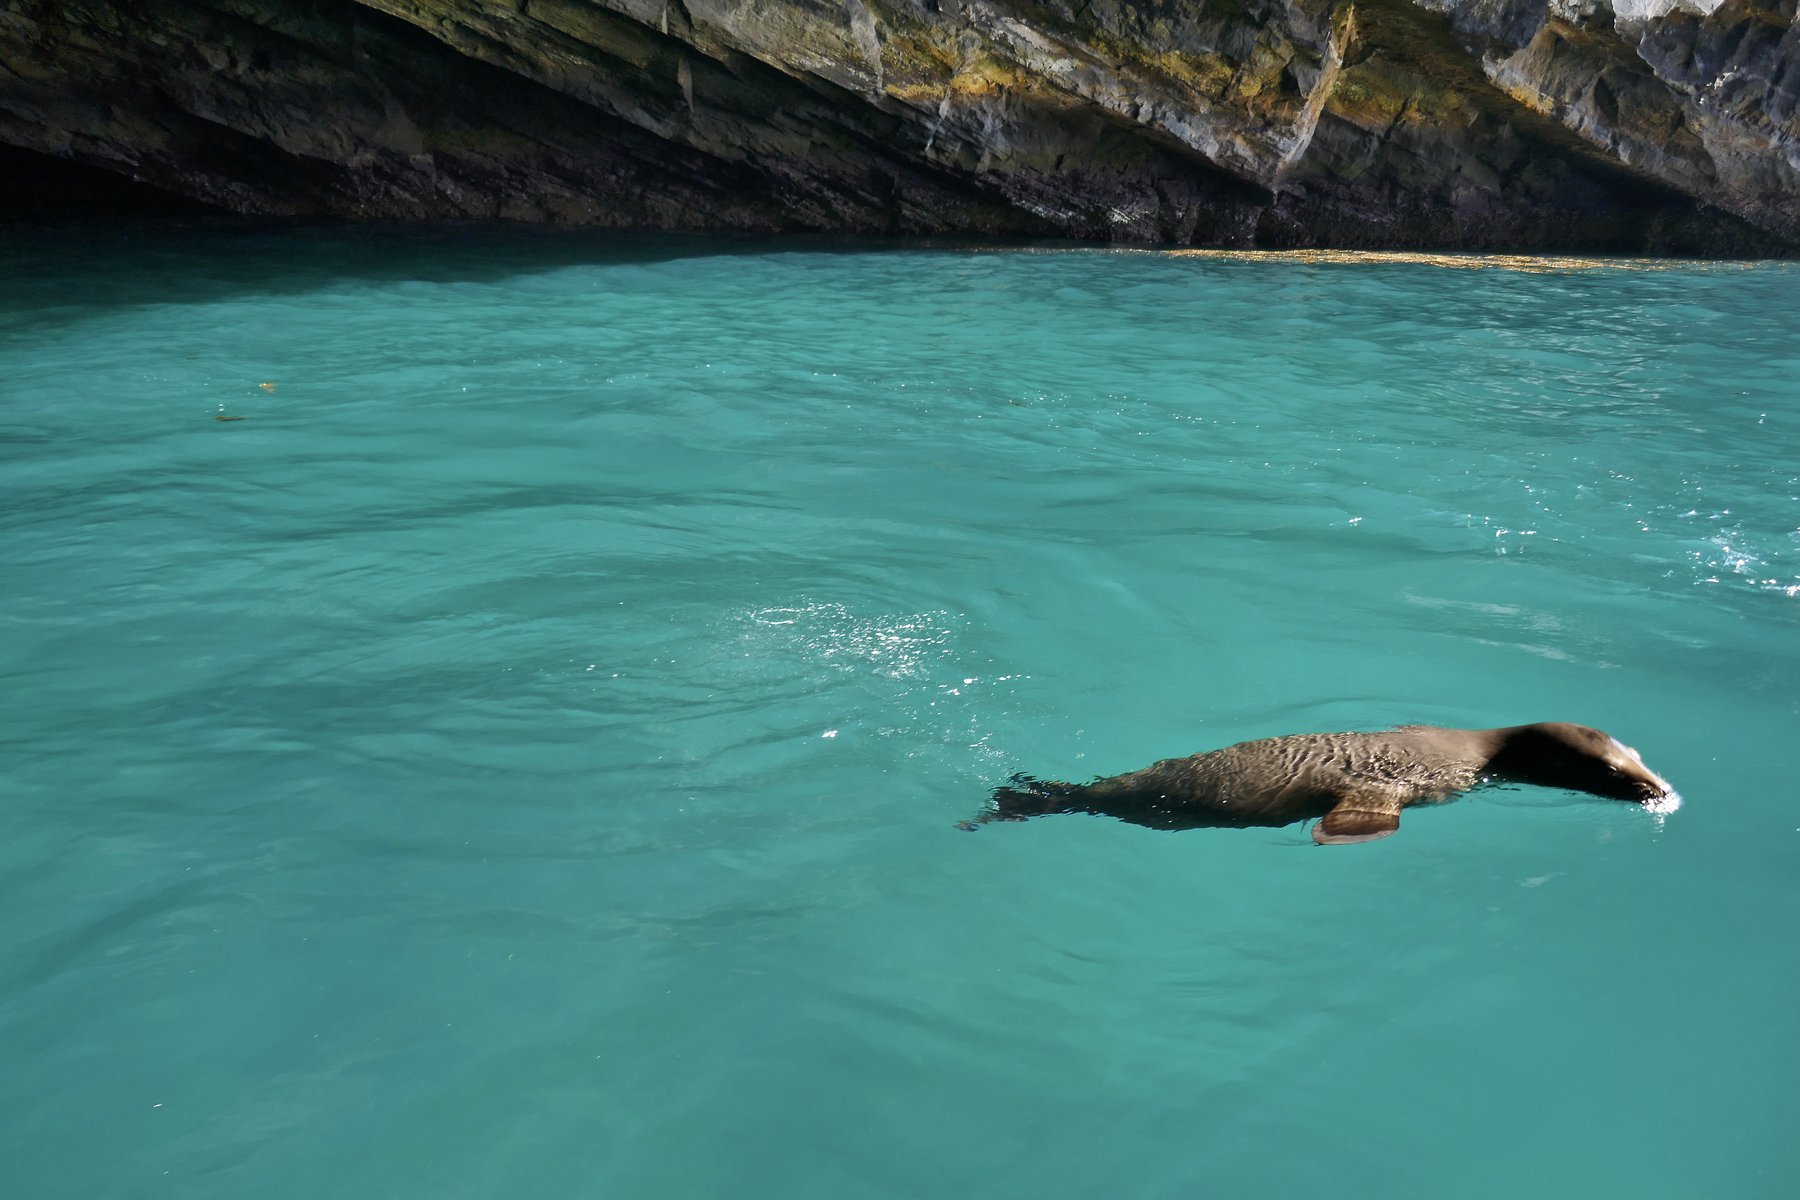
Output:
left=2, top=0, right=1795, bottom=253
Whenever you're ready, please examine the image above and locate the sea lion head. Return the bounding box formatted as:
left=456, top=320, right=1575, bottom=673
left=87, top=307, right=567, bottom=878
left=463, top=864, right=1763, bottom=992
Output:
left=1489, top=722, right=1674, bottom=804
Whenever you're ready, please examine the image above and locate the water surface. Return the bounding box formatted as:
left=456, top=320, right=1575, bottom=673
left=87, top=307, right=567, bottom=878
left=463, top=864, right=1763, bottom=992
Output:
left=2, top=227, right=1797, bottom=1198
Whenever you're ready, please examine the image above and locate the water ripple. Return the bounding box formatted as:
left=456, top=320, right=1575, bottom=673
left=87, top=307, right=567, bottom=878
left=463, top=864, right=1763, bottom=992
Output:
left=3, top=228, right=1797, bottom=1199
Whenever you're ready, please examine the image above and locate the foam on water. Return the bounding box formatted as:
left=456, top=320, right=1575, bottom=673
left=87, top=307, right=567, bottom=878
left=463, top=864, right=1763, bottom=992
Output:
left=2, top=227, right=1797, bottom=1199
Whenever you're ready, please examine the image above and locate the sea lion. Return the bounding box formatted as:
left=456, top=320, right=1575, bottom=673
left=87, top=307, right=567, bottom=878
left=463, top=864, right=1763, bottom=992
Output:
left=964, top=723, right=1674, bottom=844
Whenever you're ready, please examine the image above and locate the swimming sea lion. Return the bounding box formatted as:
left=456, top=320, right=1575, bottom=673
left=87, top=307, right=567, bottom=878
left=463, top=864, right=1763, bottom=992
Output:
left=965, top=723, right=1674, bottom=844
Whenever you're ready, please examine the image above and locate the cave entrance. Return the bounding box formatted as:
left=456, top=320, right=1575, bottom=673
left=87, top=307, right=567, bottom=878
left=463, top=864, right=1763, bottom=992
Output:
left=0, top=144, right=227, bottom=221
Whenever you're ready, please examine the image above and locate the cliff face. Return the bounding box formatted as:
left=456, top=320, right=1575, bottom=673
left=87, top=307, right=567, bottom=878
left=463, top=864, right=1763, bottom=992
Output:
left=1, top=0, right=1794, bottom=252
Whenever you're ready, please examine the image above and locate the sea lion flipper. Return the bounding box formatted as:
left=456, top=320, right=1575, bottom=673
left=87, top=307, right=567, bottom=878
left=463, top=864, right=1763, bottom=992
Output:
left=1313, top=791, right=1404, bottom=846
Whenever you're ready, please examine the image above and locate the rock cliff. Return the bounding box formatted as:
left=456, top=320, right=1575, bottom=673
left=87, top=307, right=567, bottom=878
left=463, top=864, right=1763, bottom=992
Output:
left=1, top=0, right=1794, bottom=252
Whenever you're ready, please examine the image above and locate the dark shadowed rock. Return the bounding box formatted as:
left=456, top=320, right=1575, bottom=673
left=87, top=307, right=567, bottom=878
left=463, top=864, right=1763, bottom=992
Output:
left=0, top=0, right=1792, bottom=252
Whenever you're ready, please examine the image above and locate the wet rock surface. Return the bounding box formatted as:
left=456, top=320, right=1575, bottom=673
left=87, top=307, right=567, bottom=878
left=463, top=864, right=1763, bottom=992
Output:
left=1, top=0, right=1793, bottom=251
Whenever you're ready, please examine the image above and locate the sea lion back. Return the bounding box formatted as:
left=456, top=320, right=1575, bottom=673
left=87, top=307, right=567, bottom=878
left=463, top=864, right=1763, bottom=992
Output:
left=1094, top=729, right=1485, bottom=813
left=978, top=727, right=1494, bottom=830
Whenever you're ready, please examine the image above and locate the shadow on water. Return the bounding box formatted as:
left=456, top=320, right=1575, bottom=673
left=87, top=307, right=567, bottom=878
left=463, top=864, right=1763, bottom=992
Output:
left=14, top=216, right=1784, bottom=330
left=0, top=219, right=1102, bottom=325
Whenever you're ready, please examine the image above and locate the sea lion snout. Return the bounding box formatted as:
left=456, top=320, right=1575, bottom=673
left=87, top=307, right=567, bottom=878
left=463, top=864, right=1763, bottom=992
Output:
left=1628, top=761, right=1674, bottom=801
left=1589, top=749, right=1671, bottom=803
left=1633, top=772, right=1678, bottom=807
left=1596, top=736, right=1672, bottom=804
left=1619, top=772, right=1672, bottom=804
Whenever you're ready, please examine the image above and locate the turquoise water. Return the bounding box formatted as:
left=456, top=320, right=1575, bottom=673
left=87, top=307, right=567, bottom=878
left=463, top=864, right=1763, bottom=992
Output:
left=3, top=227, right=1797, bottom=1198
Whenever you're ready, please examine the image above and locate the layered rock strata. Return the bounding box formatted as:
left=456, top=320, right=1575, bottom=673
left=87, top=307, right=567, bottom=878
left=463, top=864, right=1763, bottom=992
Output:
left=1, top=0, right=1793, bottom=252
